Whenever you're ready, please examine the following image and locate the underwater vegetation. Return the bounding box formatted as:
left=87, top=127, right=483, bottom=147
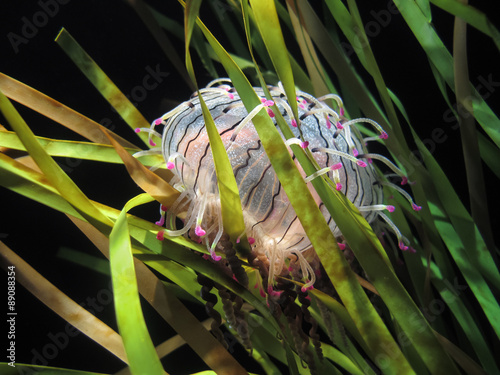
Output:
left=0, top=1, right=499, bottom=374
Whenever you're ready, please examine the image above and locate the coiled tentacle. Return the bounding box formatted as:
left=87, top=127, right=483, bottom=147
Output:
left=197, top=274, right=227, bottom=349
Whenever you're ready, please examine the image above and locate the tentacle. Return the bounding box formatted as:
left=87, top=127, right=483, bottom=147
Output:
left=358, top=153, right=409, bottom=184
left=229, top=99, right=275, bottom=142
left=197, top=274, right=228, bottom=349
left=380, top=181, right=422, bottom=210
left=312, top=147, right=368, bottom=167
left=297, top=287, right=323, bottom=363
left=377, top=212, right=411, bottom=251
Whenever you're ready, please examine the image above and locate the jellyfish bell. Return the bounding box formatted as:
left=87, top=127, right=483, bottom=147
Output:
left=135, top=78, right=419, bottom=294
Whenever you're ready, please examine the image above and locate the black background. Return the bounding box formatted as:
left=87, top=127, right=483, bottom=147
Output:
left=1, top=1, right=499, bottom=374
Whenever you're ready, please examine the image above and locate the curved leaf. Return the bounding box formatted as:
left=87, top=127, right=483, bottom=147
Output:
left=109, top=195, right=164, bottom=374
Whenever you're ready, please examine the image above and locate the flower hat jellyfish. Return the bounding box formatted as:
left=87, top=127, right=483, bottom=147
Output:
left=134, top=78, right=421, bottom=365
left=135, top=78, right=420, bottom=295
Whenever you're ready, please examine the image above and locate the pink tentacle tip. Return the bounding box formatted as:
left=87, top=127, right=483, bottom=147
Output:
left=134, top=128, right=141, bottom=133
left=398, top=241, right=409, bottom=251
left=291, top=119, right=297, bottom=127
left=161, top=205, right=168, bottom=211
left=267, top=287, right=283, bottom=298
left=401, top=177, right=408, bottom=185
left=339, top=107, right=345, bottom=117
left=149, top=139, right=156, bottom=146
left=379, top=131, right=388, bottom=139
left=260, top=288, right=266, bottom=298
left=195, top=225, right=206, bottom=237
left=211, top=251, right=222, bottom=261
left=301, top=284, right=314, bottom=293
left=412, top=203, right=422, bottom=211
left=236, top=237, right=241, bottom=244
left=166, top=161, right=175, bottom=170
left=227, top=93, right=234, bottom=99
left=154, top=118, right=163, bottom=126
left=248, top=237, right=255, bottom=245
left=352, top=148, right=359, bottom=157
left=356, top=160, right=367, bottom=167
left=300, top=141, right=309, bottom=149
left=155, top=216, right=165, bottom=226
left=336, top=121, right=343, bottom=130
left=156, top=231, right=165, bottom=241
left=387, top=205, right=395, bottom=213
left=326, top=122, right=331, bottom=129
left=262, top=99, right=274, bottom=107
left=338, top=243, right=346, bottom=250
left=202, top=254, right=210, bottom=260
left=331, top=162, right=342, bottom=170
left=305, top=295, right=311, bottom=301
left=336, top=182, right=343, bottom=191
left=267, top=109, right=275, bottom=117
left=288, top=266, right=294, bottom=272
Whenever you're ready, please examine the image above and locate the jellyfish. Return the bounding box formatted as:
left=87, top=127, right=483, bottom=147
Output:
left=134, top=79, right=420, bottom=363
left=136, top=78, right=419, bottom=290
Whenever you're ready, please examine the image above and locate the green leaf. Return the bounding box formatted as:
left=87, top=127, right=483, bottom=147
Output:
left=422, top=256, right=499, bottom=374
left=0, top=131, right=163, bottom=166
left=250, top=0, right=299, bottom=119
left=429, top=0, right=500, bottom=50
left=413, top=129, right=500, bottom=339
left=478, top=132, right=500, bottom=179
left=393, top=0, right=500, bottom=148
left=103, top=128, right=180, bottom=209
left=183, top=0, right=248, bottom=250
left=452, top=12, right=495, bottom=269
left=0, top=72, right=137, bottom=148
left=55, top=28, right=151, bottom=147
left=69, top=209, right=250, bottom=375
left=199, top=96, right=249, bottom=250
left=0, top=242, right=127, bottom=363
left=0, top=88, right=112, bottom=230
left=109, top=194, right=164, bottom=375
